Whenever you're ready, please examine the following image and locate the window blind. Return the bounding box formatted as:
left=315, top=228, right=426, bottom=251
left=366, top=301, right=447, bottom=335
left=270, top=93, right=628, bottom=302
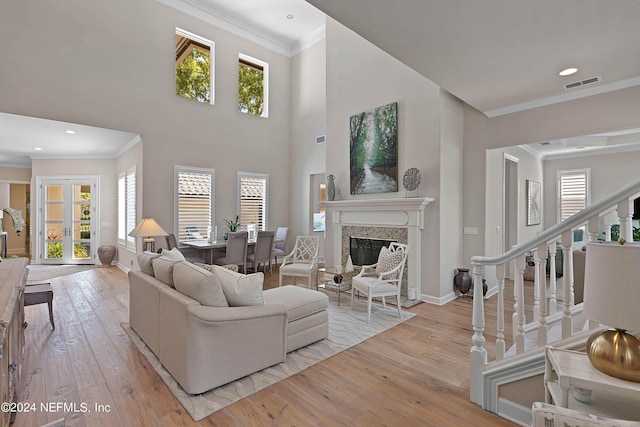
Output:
left=239, top=174, right=267, bottom=231
left=118, top=167, right=136, bottom=251
left=178, top=170, right=212, bottom=242
left=560, top=172, right=587, bottom=221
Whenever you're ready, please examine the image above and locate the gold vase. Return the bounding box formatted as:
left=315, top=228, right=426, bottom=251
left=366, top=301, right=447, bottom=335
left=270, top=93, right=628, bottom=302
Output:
left=586, top=329, right=640, bottom=382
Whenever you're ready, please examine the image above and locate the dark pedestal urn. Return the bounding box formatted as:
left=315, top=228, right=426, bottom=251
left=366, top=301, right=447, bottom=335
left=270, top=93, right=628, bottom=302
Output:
left=453, top=268, right=472, bottom=296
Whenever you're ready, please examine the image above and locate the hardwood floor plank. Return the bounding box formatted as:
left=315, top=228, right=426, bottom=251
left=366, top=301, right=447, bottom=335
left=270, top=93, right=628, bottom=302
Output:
left=13, top=264, right=518, bottom=426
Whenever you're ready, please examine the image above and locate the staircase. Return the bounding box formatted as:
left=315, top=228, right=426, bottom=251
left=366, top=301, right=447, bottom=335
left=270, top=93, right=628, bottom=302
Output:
left=469, top=176, right=640, bottom=424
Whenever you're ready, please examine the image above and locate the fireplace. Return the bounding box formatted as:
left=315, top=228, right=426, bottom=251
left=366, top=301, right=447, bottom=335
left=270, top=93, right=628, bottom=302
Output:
left=349, top=237, right=396, bottom=266
left=323, top=197, right=434, bottom=303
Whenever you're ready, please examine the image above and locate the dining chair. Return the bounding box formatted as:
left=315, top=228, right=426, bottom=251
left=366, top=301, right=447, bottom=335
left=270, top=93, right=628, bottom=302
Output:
left=165, top=233, right=206, bottom=263
left=279, top=235, right=319, bottom=288
left=214, top=231, right=248, bottom=273
left=350, top=242, right=409, bottom=323
left=246, top=230, right=275, bottom=275
left=272, top=226, right=289, bottom=266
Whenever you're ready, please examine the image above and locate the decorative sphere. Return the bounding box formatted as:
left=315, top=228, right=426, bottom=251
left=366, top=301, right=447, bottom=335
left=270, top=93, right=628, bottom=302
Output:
left=333, top=274, right=343, bottom=284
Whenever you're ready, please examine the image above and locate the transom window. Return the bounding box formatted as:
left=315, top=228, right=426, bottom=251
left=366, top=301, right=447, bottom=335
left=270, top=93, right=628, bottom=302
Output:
left=237, top=172, right=268, bottom=231
left=238, top=53, right=268, bottom=117
left=175, top=28, right=214, bottom=104
left=175, top=166, right=214, bottom=243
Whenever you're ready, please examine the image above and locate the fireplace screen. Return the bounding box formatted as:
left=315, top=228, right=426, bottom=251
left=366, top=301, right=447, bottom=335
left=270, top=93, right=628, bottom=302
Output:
left=350, top=237, right=396, bottom=266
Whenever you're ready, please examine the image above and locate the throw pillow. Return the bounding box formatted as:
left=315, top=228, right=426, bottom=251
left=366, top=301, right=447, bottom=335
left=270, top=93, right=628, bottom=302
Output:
left=212, top=265, right=264, bottom=306
left=194, top=262, right=239, bottom=273
left=173, top=262, right=228, bottom=307
left=375, top=246, right=404, bottom=280
left=137, top=251, right=161, bottom=276
left=160, top=247, right=186, bottom=261
left=152, top=257, right=182, bottom=287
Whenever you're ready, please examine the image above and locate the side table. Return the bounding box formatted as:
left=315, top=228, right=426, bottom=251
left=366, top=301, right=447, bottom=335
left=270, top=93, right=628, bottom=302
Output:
left=318, top=266, right=353, bottom=306
left=544, top=346, right=640, bottom=421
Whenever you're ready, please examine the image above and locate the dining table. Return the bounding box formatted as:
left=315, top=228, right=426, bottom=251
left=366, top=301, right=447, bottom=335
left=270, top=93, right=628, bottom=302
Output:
left=181, top=238, right=283, bottom=265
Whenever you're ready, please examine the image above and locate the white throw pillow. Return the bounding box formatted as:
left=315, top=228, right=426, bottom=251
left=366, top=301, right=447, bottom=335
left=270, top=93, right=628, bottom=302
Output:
left=375, top=246, right=404, bottom=279
left=173, top=262, right=228, bottom=307
left=160, top=247, right=186, bottom=261
left=152, top=257, right=182, bottom=287
left=212, top=265, right=264, bottom=306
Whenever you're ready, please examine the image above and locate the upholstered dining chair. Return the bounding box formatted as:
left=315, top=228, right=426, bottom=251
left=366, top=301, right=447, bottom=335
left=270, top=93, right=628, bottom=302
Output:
left=214, top=231, right=248, bottom=273
left=279, top=235, right=319, bottom=288
left=272, top=226, right=289, bottom=266
left=246, top=230, right=275, bottom=275
left=351, top=242, right=409, bottom=323
left=165, top=233, right=206, bottom=264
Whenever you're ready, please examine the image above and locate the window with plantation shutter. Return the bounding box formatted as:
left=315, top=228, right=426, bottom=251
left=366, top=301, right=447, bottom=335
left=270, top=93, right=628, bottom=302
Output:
left=238, top=172, right=268, bottom=231
left=118, top=166, right=136, bottom=251
left=557, top=169, right=590, bottom=222
left=175, top=167, right=214, bottom=244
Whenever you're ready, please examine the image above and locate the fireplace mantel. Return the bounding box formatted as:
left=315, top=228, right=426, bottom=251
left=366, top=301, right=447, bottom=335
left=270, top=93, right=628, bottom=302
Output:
left=323, top=197, right=434, bottom=302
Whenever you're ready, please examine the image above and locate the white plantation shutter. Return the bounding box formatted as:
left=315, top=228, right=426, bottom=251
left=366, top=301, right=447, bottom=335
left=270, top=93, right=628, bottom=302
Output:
left=559, top=170, right=588, bottom=221
left=238, top=173, right=267, bottom=231
left=118, top=167, right=136, bottom=251
left=176, top=168, right=214, bottom=243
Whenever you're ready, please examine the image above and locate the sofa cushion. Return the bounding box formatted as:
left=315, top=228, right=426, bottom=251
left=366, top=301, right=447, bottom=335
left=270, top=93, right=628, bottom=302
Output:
left=173, top=262, right=228, bottom=307
left=138, top=251, right=161, bottom=276
left=212, top=265, right=264, bottom=306
left=152, top=256, right=182, bottom=287
left=263, top=286, right=328, bottom=322
left=160, top=247, right=186, bottom=261
left=194, top=262, right=239, bottom=273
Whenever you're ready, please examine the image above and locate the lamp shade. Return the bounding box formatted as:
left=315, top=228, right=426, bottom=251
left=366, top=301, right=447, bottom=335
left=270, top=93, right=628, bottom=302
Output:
left=583, top=242, right=640, bottom=331
left=128, top=217, right=168, bottom=238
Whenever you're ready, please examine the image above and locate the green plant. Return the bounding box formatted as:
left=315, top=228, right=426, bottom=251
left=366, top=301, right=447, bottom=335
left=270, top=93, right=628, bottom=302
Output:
left=223, top=216, right=240, bottom=232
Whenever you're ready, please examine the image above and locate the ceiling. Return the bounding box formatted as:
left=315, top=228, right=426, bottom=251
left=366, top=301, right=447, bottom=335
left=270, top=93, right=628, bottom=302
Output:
left=3, top=0, right=640, bottom=167
left=0, top=112, right=140, bottom=169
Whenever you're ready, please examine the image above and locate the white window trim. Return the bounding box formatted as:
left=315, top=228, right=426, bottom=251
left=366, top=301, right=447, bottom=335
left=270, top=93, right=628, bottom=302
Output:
left=239, top=53, right=268, bottom=118
left=174, top=165, right=215, bottom=245
left=237, top=171, right=268, bottom=231
left=556, top=168, right=591, bottom=223
left=176, top=27, right=215, bottom=105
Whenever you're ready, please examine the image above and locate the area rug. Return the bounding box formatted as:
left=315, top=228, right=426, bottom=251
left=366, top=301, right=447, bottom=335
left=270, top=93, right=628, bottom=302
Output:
left=27, top=264, right=98, bottom=282
left=123, top=294, right=414, bottom=421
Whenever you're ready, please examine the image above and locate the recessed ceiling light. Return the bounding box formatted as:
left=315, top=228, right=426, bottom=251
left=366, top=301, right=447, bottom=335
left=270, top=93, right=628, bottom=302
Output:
left=286, top=14, right=294, bottom=19
left=34, top=147, right=43, bottom=151
left=65, top=129, right=76, bottom=134
left=559, top=67, right=578, bottom=76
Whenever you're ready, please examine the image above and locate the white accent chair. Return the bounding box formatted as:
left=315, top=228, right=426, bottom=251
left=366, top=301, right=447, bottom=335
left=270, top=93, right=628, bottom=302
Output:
left=351, top=242, right=409, bottom=323
left=272, top=226, right=289, bottom=266
left=279, top=236, right=319, bottom=288
left=247, top=230, right=275, bottom=275
left=214, top=231, right=248, bottom=273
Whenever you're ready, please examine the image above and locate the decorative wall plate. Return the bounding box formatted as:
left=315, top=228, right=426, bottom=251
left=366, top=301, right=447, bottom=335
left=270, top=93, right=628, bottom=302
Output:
left=402, top=167, right=421, bottom=191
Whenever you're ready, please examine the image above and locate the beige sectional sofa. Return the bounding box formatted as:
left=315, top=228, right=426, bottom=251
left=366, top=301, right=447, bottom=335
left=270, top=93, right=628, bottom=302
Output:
left=128, top=251, right=329, bottom=394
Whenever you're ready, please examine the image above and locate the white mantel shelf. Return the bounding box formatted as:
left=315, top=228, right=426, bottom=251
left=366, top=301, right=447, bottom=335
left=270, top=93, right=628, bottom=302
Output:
left=322, top=197, right=435, bottom=302
left=322, top=197, right=434, bottom=211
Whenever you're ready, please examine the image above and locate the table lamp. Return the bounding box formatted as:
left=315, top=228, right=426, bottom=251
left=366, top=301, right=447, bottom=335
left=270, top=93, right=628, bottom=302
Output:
left=583, top=241, right=640, bottom=382
left=128, top=217, right=168, bottom=252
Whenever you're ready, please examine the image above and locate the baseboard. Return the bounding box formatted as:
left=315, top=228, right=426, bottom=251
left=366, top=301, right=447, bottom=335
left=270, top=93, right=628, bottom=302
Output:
left=421, top=291, right=458, bottom=306
left=497, top=398, right=531, bottom=427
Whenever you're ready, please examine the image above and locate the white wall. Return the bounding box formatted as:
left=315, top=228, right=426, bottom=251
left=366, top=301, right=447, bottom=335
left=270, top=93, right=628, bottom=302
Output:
left=0, top=0, right=291, bottom=243
left=463, top=87, right=640, bottom=264
left=324, top=18, right=464, bottom=303
left=543, top=150, right=640, bottom=230
left=485, top=146, right=544, bottom=258
left=290, top=38, right=327, bottom=252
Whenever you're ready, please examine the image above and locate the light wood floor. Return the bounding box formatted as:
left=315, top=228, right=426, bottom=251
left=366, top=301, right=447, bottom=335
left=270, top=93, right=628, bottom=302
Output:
left=14, top=265, right=518, bottom=427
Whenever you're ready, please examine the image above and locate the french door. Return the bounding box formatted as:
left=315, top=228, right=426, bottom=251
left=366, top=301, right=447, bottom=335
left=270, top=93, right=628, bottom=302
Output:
left=41, top=178, right=97, bottom=264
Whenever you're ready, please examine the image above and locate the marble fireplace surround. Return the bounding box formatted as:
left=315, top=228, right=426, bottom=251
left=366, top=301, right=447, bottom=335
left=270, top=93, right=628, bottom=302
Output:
left=323, top=197, right=434, bottom=303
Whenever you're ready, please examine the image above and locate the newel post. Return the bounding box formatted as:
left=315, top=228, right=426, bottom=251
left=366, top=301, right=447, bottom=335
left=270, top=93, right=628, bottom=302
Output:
left=470, top=262, right=487, bottom=406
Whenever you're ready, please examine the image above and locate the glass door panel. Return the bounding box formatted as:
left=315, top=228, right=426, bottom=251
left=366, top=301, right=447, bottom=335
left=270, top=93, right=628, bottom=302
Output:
left=44, top=185, right=64, bottom=260
left=41, top=179, right=96, bottom=264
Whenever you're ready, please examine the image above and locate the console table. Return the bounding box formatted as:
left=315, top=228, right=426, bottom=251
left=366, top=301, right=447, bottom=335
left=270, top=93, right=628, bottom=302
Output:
left=0, top=258, right=27, bottom=427
left=544, top=346, right=640, bottom=421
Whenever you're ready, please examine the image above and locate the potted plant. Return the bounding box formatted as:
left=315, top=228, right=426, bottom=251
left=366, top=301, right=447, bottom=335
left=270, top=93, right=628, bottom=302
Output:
left=222, top=216, right=240, bottom=240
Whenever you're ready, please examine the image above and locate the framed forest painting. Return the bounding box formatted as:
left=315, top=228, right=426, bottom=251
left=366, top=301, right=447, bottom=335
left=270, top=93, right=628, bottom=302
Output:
left=349, top=102, right=398, bottom=194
